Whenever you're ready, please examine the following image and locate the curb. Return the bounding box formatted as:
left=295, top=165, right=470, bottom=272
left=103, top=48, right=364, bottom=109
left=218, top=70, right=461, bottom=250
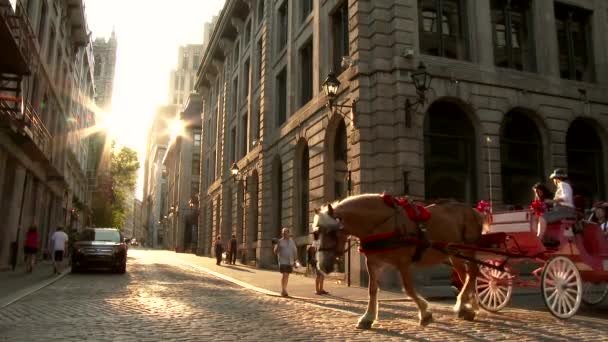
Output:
left=0, top=266, right=71, bottom=309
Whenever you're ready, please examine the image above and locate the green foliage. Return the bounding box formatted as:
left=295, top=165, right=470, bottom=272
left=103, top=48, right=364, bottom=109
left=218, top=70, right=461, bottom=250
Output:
left=109, top=146, right=140, bottom=229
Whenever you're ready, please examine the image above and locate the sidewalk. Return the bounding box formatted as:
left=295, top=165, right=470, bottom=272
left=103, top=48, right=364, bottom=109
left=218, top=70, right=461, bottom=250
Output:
left=167, top=251, right=457, bottom=302
left=0, top=260, right=70, bottom=308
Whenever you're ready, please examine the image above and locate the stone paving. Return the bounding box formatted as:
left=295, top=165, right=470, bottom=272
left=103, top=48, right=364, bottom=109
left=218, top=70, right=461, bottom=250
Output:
left=0, top=249, right=607, bottom=341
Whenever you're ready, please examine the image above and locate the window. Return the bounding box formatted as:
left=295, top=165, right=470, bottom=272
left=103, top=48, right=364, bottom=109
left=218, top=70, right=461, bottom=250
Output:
left=194, top=133, right=201, bottom=146
left=234, top=43, right=240, bottom=68
left=192, top=154, right=201, bottom=175
left=258, top=0, right=265, bottom=25
left=418, top=0, right=467, bottom=60
left=278, top=2, right=288, bottom=51
left=276, top=68, right=287, bottom=126
left=302, top=0, right=312, bottom=22
left=300, top=41, right=313, bottom=107
left=244, top=20, right=252, bottom=44
left=182, top=53, right=189, bottom=69
left=331, top=2, right=349, bottom=73
left=243, top=59, right=250, bottom=101
left=555, top=3, right=593, bottom=82
left=491, top=0, right=534, bottom=71
left=230, top=127, right=237, bottom=163
left=193, top=54, right=200, bottom=69
left=94, top=56, right=102, bottom=76
left=232, top=77, right=239, bottom=114
left=257, top=39, right=264, bottom=83
left=241, top=114, right=248, bottom=157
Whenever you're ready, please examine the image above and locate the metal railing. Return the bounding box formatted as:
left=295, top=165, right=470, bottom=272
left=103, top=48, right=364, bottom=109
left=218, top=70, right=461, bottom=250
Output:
left=0, top=95, right=51, bottom=159
left=0, top=0, right=37, bottom=74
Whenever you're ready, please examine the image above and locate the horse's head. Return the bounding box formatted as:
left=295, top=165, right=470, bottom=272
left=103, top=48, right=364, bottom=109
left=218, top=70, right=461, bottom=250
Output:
left=312, top=203, right=348, bottom=274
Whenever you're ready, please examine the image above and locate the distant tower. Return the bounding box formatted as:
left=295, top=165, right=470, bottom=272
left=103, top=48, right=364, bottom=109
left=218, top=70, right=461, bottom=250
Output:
left=93, top=28, right=117, bottom=110
left=168, top=44, right=204, bottom=108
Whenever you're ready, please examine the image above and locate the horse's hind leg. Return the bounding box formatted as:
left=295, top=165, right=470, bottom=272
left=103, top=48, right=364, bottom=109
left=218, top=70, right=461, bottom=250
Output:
left=450, top=256, right=477, bottom=320
left=357, top=260, right=379, bottom=329
left=399, top=266, right=432, bottom=326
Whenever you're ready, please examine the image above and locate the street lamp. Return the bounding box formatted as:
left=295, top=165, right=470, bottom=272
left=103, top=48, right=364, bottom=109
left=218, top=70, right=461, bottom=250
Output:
left=322, top=72, right=356, bottom=127
left=405, top=62, right=433, bottom=128
left=230, top=162, right=243, bottom=183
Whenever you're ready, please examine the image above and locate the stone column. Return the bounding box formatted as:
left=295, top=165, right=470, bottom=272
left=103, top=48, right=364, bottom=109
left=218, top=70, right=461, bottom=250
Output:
left=534, top=0, right=559, bottom=77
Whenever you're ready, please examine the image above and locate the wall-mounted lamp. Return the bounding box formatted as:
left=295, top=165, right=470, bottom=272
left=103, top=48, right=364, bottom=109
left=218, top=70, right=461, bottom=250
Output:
left=230, top=162, right=244, bottom=183
left=322, top=72, right=357, bottom=127
left=405, top=62, right=433, bottom=128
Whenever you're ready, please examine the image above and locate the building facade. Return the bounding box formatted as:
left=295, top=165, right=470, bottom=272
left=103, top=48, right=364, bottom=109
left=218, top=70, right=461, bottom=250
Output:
left=195, top=0, right=607, bottom=285
left=0, top=0, right=95, bottom=269
left=142, top=105, right=175, bottom=248
left=169, top=45, right=204, bottom=108
left=163, top=94, right=202, bottom=253
left=89, top=31, right=117, bottom=227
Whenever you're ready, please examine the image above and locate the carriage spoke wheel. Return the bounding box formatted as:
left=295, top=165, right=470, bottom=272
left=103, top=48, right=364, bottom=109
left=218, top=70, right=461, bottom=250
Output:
left=541, top=256, right=582, bottom=319
left=475, top=260, right=513, bottom=312
left=582, top=282, right=608, bottom=306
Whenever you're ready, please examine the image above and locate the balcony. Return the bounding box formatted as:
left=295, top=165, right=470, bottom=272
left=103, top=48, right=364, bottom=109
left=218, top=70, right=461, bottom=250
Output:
left=66, top=0, right=88, bottom=47
left=0, top=95, right=52, bottom=162
left=0, top=0, right=35, bottom=75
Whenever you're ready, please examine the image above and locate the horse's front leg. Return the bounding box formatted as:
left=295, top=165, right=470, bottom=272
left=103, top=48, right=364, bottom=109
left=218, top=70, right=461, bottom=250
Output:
left=399, top=263, right=432, bottom=326
left=357, top=260, right=379, bottom=329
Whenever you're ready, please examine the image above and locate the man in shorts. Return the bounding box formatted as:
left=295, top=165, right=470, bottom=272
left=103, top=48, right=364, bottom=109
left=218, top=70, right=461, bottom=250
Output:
left=273, top=227, right=298, bottom=297
left=50, top=226, right=69, bottom=275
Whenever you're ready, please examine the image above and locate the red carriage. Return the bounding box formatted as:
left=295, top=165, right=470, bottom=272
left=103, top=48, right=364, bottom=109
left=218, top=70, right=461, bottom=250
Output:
left=454, top=208, right=608, bottom=318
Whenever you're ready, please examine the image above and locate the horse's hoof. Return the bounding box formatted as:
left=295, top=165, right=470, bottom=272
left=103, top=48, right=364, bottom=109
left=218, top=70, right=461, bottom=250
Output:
left=457, top=310, right=476, bottom=321
left=419, top=313, right=433, bottom=326
left=356, top=320, right=373, bottom=330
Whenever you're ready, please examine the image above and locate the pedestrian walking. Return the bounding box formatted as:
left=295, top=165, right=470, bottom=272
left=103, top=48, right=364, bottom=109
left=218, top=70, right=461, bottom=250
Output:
left=24, top=225, right=39, bottom=273
left=311, top=231, right=328, bottom=295
left=50, top=226, right=68, bottom=275
left=273, top=227, right=299, bottom=297
left=229, top=234, right=238, bottom=265
left=214, top=236, right=224, bottom=266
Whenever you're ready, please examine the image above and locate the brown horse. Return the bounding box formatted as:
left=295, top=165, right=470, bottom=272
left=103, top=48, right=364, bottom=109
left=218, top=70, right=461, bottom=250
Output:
left=312, top=193, right=486, bottom=328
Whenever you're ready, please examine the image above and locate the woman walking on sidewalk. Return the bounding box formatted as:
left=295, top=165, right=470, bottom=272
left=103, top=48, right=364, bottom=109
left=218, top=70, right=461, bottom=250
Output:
left=24, top=226, right=39, bottom=273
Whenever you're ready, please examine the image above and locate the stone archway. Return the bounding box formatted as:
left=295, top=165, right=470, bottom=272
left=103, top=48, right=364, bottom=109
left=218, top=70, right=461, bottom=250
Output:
left=294, top=139, right=310, bottom=237
left=500, top=110, right=544, bottom=206
left=567, top=119, right=605, bottom=202
left=424, top=100, right=477, bottom=203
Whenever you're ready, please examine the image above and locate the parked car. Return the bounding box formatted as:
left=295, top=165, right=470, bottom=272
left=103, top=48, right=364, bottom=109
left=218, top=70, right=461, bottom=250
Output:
left=72, top=228, right=127, bottom=273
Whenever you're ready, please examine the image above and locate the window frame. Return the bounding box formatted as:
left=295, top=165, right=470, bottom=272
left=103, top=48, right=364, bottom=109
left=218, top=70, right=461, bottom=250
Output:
left=490, top=0, right=535, bottom=71
left=330, top=1, right=349, bottom=74
left=418, top=0, right=468, bottom=60
left=554, top=3, right=594, bottom=82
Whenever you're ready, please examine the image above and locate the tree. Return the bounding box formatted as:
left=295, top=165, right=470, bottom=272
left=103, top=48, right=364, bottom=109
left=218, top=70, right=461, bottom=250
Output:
left=109, top=146, right=140, bottom=229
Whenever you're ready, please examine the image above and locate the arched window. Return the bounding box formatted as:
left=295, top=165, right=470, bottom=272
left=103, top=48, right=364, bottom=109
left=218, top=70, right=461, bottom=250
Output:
left=424, top=100, right=476, bottom=203
left=271, top=156, right=283, bottom=238
left=237, top=180, right=245, bottom=244
left=248, top=170, right=259, bottom=243
left=500, top=111, right=543, bottom=206
left=567, top=119, right=605, bottom=202
left=296, top=141, right=310, bottom=236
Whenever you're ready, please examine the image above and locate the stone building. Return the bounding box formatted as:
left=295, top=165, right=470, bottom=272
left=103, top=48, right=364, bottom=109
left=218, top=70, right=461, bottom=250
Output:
left=163, top=94, right=202, bottom=253
left=197, top=0, right=607, bottom=285
left=143, top=105, right=176, bottom=249
left=0, top=0, right=94, bottom=269
left=169, top=45, right=204, bottom=108
left=89, top=31, right=117, bottom=227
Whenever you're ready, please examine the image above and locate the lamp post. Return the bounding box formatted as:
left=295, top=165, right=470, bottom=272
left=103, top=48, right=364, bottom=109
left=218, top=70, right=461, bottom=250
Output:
left=322, top=72, right=356, bottom=126
left=404, top=62, right=433, bottom=128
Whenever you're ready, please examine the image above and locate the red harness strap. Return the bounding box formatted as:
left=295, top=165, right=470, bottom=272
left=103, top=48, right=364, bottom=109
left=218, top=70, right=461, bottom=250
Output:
left=381, top=193, right=430, bottom=222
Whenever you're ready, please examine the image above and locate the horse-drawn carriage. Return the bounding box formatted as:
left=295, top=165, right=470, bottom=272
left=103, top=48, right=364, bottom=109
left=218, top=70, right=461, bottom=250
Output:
left=313, top=193, right=608, bottom=329
left=472, top=208, right=608, bottom=318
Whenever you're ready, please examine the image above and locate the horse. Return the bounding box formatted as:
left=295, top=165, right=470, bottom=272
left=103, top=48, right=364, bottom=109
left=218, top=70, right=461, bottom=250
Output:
left=312, top=193, right=486, bottom=329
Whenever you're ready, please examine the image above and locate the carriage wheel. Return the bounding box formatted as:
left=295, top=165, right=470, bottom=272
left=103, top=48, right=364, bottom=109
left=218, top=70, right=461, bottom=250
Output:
left=475, top=260, right=513, bottom=312
left=582, top=282, right=608, bottom=306
left=541, top=256, right=582, bottom=319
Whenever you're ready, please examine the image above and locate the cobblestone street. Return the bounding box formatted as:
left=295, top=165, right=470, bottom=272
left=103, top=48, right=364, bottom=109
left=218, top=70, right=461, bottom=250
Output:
left=1, top=250, right=608, bottom=341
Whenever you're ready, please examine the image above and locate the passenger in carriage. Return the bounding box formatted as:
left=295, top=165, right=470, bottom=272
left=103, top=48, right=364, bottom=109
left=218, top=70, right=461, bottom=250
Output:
left=589, top=202, right=608, bottom=235
left=531, top=183, right=552, bottom=237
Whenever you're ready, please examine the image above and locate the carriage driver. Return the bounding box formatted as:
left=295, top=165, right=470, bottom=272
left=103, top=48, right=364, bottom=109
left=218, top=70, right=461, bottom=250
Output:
left=545, top=168, right=577, bottom=224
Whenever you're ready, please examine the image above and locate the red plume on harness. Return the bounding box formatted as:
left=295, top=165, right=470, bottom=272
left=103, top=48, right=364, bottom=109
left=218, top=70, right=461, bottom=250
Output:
left=530, top=200, right=547, bottom=217
left=475, top=200, right=493, bottom=227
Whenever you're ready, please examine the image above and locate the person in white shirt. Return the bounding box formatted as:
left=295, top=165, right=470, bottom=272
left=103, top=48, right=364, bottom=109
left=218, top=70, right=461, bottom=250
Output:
left=545, top=168, right=576, bottom=224
left=273, top=227, right=298, bottom=297
left=311, top=231, right=328, bottom=295
left=50, top=226, right=69, bottom=275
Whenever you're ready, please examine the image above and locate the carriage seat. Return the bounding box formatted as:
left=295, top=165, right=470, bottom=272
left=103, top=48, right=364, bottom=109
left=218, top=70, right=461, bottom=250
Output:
left=487, top=210, right=531, bottom=234
left=582, top=222, right=608, bottom=257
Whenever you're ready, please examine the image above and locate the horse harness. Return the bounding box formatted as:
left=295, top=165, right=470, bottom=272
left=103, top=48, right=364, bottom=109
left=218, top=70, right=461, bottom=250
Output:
left=358, top=194, right=431, bottom=262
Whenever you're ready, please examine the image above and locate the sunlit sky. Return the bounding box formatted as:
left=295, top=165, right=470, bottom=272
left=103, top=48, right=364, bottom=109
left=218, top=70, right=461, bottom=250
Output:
left=85, top=0, right=225, bottom=199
